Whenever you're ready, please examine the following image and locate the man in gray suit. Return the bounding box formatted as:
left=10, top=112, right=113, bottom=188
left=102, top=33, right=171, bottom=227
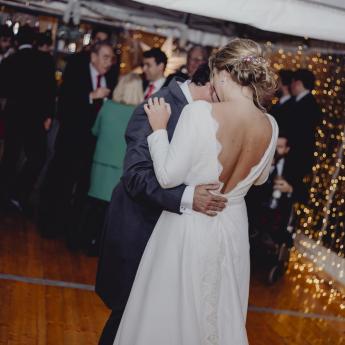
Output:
left=96, top=64, right=227, bottom=344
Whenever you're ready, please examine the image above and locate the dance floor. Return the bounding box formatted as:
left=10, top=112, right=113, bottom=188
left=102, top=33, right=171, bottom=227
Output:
left=0, top=215, right=344, bottom=345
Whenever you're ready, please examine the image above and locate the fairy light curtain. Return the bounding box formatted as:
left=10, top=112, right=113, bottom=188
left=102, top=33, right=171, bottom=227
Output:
left=266, top=43, right=344, bottom=296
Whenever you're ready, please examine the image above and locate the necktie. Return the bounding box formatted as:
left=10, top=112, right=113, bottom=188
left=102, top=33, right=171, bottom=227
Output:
left=96, top=74, right=102, bottom=89
left=95, top=74, right=103, bottom=114
left=144, top=83, right=155, bottom=100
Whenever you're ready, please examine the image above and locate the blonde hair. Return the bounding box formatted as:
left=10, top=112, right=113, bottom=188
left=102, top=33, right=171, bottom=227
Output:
left=209, top=38, right=277, bottom=111
left=112, top=72, right=144, bottom=105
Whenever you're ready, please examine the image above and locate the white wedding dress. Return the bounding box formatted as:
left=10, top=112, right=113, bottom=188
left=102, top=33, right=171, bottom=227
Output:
left=114, top=100, right=278, bottom=345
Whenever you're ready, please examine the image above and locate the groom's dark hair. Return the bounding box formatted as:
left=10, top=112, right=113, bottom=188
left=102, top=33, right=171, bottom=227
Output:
left=191, top=63, right=210, bottom=86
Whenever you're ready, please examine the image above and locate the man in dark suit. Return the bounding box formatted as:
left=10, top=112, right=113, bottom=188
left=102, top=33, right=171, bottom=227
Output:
left=289, top=69, right=322, bottom=177
left=270, top=69, right=295, bottom=134
left=0, top=25, right=56, bottom=213
left=96, top=64, right=227, bottom=345
left=39, top=41, right=116, bottom=239
left=246, top=133, right=307, bottom=248
left=70, top=26, right=119, bottom=88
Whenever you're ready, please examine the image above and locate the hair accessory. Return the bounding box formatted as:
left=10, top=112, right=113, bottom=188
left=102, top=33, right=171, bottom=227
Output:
left=241, top=55, right=265, bottom=64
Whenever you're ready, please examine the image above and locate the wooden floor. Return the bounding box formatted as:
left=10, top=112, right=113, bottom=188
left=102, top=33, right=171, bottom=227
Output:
left=0, top=215, right=344, bottom=345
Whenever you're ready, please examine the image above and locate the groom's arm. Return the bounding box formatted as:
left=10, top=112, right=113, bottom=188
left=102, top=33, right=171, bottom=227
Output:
left=121, top=104, right=187, bottom=214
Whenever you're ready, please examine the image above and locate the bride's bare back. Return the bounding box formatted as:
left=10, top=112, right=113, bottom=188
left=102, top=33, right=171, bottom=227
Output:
left=211, top=101, right=273, bottom=194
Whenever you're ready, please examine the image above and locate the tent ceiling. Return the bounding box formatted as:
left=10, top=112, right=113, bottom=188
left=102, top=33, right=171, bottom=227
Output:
left=305, top=0, right=345, bottom=11
left=95, top=0, right=326, bottom=42
left=1, top=0, right=345, bottom=46
left=130, top=0, right=345, bottom=44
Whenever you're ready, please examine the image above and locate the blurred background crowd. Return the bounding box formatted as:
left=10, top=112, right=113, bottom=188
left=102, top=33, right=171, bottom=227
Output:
left=0, top=1, right=344, bottom=298
left=0, top=22, right=322, bottom=267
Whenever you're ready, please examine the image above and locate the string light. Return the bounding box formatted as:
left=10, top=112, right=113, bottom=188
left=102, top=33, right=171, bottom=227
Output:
left=268, top=43, right=345, bottom=309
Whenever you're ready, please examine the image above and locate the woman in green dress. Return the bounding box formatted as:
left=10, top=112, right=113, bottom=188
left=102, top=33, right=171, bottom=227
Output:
left=82, top=72, right=143, bottom=255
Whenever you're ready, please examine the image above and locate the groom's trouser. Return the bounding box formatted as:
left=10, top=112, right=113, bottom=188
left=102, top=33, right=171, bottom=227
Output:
left=98, top=256, right=141, bottom=345
left=98, top=308, right=124, bottom=345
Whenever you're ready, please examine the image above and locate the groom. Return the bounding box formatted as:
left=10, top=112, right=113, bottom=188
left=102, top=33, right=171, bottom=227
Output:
left=96, top=63, right=227, bottom=344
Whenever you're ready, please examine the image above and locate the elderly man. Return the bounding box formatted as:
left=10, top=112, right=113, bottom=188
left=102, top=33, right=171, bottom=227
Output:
left=39, top=41, right=116, bottom=241
left=164, top=44, right=209, bottom=86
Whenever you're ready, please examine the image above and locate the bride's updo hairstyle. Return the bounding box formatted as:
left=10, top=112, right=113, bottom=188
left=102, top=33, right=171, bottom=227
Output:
left=209, top=38, right=277, bottom=111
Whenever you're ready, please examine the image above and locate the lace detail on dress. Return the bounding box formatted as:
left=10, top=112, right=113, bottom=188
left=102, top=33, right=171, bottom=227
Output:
left=199, top=106, right=228, bottom=345
left=201, top=225, right=225, bottom=345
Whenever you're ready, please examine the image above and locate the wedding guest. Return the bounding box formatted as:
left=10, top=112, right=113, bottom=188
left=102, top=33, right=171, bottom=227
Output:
left=247, top=133, right=308, bottom=248
left=64, top=26, right=119, bottom=90
left=185, top=45, right=209, bottom=77
left=290, top=68, right=322, bottom=176
left=81, top=73, right=143, bottom=256
left=164, top=45, right=209, bottom=86
left=142, top=48, right=167, bottom=99
left=0, top=25, right=56, bottom=214
left=38, top=40, right=116, bottom=241
left=270, top=69, right=295, bottom=133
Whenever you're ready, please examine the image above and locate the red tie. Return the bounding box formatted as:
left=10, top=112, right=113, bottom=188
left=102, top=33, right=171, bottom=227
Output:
left=144, top=83, right=155, bottom=99
left=95, top=74, right=103, bottom=114
left=96, top=74, right=102, bottom=88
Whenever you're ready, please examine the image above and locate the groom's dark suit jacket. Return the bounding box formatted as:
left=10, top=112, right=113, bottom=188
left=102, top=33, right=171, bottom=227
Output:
left=96, top=78, right=189, bottom=310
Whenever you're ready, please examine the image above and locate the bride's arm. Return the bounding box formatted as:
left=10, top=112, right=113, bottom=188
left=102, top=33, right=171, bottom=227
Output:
left=121, top=102, right=186, bottom=214
left=145, top=99, right=201, bottom=189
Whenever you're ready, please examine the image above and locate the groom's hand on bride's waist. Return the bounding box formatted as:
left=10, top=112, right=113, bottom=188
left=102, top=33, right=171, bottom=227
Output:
left=193, top=184, right=227, bottom=217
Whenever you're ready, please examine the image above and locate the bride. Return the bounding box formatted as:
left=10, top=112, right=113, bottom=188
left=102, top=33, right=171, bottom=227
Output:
left=113, top=38, right=278, bottom=345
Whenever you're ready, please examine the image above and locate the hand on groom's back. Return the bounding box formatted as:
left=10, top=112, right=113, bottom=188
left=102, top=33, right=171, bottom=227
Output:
left=193, top=184, right=228, bottom=217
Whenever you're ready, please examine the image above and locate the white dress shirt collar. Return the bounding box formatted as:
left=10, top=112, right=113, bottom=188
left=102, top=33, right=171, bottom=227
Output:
left=18, top=44, right=33, bottom=50
left=146, top=77, right=166, bottom=95
left=179, top=80, right=193, bottom=104
left=279, top=94, right=291, bottom=105
left=270, top=157, right=285, bottom=177
left=296, top=90, right=310, bottom=102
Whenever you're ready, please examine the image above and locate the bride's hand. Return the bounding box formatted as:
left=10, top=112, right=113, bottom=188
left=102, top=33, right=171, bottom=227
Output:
left=144, top=97, right=171, bottom=131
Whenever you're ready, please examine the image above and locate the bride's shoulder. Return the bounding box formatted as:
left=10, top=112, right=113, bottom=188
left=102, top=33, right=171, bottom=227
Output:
left=184, top=100, right=212, bottom=110
left=181, top=100, right=212, bottom=125
left=182, top=100, right=212, bottom=118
